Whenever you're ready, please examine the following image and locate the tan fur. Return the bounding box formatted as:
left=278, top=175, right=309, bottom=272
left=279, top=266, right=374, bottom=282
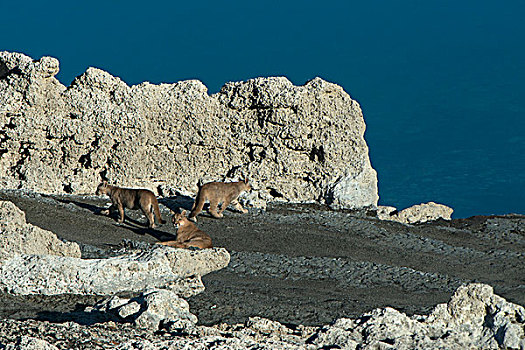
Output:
left=96, top=181, right=166, bottom=228
left=157, top=210, right=212, bottom=249
left=188, top=178, right=251, bottom=222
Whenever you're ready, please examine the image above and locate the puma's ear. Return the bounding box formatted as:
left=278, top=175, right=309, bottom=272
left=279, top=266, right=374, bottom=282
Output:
left=170, top=209, right=176, bottom=214
left=181, top=210, right=188, bottom=216
left=103, top=180, right=108, bottom=186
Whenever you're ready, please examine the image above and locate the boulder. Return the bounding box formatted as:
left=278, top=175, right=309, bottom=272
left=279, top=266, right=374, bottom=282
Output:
left=0, top=200, right=81, bottom=260
left=311, top=283, right=525, bottom=349
left=0, top=245, right=230, bottom=298
left=0, top=51, right=378, bottom=210
left=377, top=202, right=453, bottom=224
left=87, top=289, right=198, bottom=332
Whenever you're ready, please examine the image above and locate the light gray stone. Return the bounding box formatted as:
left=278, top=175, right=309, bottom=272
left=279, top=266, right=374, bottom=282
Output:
left=0, top=200, right=81, bottom=260
left=377, top=202, right=453, bottom=224
left=0, top=51, right=378, bottom=210
left=0, top=245, right=229, bottom=297
left=2, top=284, right=524, bottom=349
left=100, top=284, right=525, bottom=348
left=311, top=283, right=525, bottom=350
left=5, top=336, right=59, bottom=350
left=90, top=289, right=198, bottom=332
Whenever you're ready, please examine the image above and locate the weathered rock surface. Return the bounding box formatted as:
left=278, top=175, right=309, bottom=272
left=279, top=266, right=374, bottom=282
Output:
left=377, top=201, right=453, bottom=224
left=86, top=289, right=198, bottom=332
left=0, top=51, right=378, bottom=209
left=5, top=336, right=59, bottom=350
left=0, top=245, right=230, bottom=298
left=0, top=201, right=80, bottom=260
left=1, top=283, right=523, bottom=349
left=311, top=283, right=525, bottom=349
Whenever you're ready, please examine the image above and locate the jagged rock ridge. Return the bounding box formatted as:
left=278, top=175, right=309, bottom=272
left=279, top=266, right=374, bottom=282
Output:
left=0, top=51, right=378, bottom=209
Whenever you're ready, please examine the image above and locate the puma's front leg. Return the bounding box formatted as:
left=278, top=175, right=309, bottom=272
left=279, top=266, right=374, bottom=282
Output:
left=117, top=204, right=125, bottom=224
left=232, top=200, right=248, bottom=213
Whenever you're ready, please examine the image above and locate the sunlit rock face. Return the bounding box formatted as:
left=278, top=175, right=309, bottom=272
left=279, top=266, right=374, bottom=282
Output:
left=0, top=51, right=378, bottom=210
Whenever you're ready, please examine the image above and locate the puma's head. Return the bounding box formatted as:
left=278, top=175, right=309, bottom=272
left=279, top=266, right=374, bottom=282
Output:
left=96, top=181, right=110, bottom=196
left=172, top=210, right=190, bottom=229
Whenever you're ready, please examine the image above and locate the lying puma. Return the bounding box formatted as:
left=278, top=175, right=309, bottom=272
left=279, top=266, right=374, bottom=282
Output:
left=96, top=181, right=166, bottom=228
left=157, top=210, right=212, bottom=249
left=188, top=178, right=251, bottom=222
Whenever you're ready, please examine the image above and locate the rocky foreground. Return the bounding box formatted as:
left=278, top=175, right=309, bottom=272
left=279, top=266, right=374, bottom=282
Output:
left=1, top=283, right=523, bottom=350
left=0, top=191, right=524, bottom=349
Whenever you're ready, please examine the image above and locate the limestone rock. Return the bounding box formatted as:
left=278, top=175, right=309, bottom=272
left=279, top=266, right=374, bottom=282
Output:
left=89, top=284, right=525, bottom=348
left=0, top=51, right=378, bottom=210
left=311, top=283, right=525, bottom=349
left=0, top=245, right=229, bottom=298
left=5, top=336, right=59, bottom=350
left=0, top=200, right=81, bottom=260
left=88, top=289, right=198, bottom=332
left=0, top=283, right=524, bottom=349
left=377, top=202, right=453, bottom=224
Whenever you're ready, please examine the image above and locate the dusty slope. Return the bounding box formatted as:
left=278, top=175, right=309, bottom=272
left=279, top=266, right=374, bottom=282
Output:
left=0, top=189, right=523, bottom=327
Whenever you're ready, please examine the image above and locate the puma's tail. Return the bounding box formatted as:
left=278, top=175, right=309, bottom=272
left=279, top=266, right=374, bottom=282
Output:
left=189, top=186, right=205, bottom=220
left=190, top=181, right=202, bottom=211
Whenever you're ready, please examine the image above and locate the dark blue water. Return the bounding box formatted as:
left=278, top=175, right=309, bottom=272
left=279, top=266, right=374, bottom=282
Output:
left=2, top=1, right=524, bottom=217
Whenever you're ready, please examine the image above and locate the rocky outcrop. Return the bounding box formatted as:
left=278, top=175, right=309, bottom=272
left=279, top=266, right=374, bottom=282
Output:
left=0, top=283, right=523, bottom=349
left=310, top=283, right=525, bottom=349
left=377, top=201, right=454, bottom=224
left=0, top=51, right=378, bottom=209
left=87, top=289, right=198, bottom=332
left=0, top=245, right=230, bottom=298
left=0, top=201, right=81, bottom=260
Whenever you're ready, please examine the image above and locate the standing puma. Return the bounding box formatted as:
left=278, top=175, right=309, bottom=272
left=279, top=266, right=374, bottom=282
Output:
left=96, top=181, right=166, bottom=228
left=188, top=178, right=251, bottom=222
left=157, top=210, right=212, bottom=249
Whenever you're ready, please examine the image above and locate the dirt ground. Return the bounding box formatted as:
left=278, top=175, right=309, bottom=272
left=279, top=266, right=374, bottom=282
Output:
left=1, top=190, right=524, bottom=327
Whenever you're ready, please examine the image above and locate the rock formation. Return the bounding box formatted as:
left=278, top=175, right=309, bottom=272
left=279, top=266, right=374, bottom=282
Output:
left=310, top=283, right=525, bottom=349
left=0, top=51, right=378, bottom=209
left=87, top=289, right=198, bottom=332
left=5, top=283, right=518, bottom=349
left=377, top=201, right=454, bottom=224
left=0, top=198, right=229, bottom=299
left=0, top=244, right=229, bottom=298
left=0, top=201, right=80, bottom=260
left=80, top=283, right=525, bottom=348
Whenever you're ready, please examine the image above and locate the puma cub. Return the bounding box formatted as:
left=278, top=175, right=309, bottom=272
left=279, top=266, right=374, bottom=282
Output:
left=157, top=210, right=212, bottom=249
left=96, top=181, right=166, bottom=228
left=189, top=178, right=251, bottom=222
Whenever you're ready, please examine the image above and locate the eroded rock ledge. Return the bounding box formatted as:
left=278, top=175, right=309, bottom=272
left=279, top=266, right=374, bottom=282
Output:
left=0, top=200, right=229, bottom=300
left=0, top=51, right=378, bottom=209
